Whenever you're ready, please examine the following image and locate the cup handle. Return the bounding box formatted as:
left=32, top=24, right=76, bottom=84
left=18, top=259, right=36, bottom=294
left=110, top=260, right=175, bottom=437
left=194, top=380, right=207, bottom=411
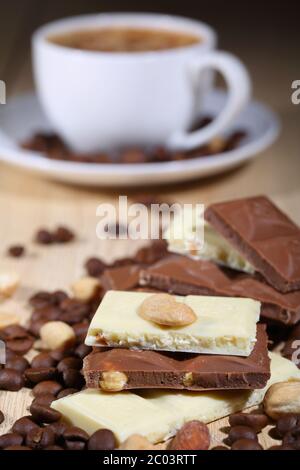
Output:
left=167, top=51, right=251, bottom=151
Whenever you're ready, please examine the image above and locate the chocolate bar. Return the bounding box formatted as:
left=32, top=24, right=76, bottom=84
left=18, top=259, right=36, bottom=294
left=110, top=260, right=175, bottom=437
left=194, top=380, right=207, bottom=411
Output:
left=83, top=325, right=270, bottom=391
left=100, top=265, right=141, bottom=291
left=140, top=255, right=300, bottom=325
left=52, top=354, right=300, bottom=444
left=205, top=196, right=300, bottom=293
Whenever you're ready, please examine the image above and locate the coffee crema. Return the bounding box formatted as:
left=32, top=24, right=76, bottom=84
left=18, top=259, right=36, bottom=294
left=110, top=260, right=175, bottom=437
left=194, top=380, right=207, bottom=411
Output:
left=48, top=27, right=201, bottom=52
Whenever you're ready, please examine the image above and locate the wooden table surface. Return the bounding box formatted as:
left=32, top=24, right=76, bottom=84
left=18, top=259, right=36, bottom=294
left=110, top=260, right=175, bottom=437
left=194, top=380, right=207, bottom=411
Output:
left=0, top=1, right=299, bottom=449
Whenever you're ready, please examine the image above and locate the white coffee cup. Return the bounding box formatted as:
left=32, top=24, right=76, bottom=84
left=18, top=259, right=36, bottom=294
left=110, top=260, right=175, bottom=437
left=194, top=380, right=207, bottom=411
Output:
left=33, top=13, right=251, bottom=153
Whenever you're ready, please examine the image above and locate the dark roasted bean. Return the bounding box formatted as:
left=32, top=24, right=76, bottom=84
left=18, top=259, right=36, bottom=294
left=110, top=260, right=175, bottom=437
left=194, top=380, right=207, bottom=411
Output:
left=48, top=421, right=68, bottom=442
left=88, top=429, right=116, bottom=450
left=229, top=413, right=269, bottom=433
left=35, top=229, right=55, bottom=245
left=31, top=394, right=55, bottom=407
left=29, top=292, right=54, bottom=309
left=5, top=356, right=29, bottom=373
left=7, top=245, right=25, bottom=258
left=63, top=426, right=89, bottom=443
left=57, top=388, right=78, bottom=399
left=0, top=433, right=23, bottom=449
left=31, top=352, right=58, bottom=369
left=6, top=337, right=34, bottom=355
left=75, top=344, right=92, bottom=359
left=30, top=403, right=62, bottom=424
left=65, top=440, right=86, bottom=450
left=57, top=357, right=82, bottom=373
left=26, top=427, right=55, bottom=449
left=32, top=380, right=63, bottom=397
left=0, top=369, right=25, bottom=391
left=28, top=319, right=48, bottom=337
left=62, top=369, right=85, bottom=389
left=85, top=257, right=107, bottom=277
left=25, top=367, right=57, bottom=384
left=227, top=425, right=258, bottom=445
left=276, top=414, right=300, bottom=438
left=53, top=226, right=74, bottom=243
left=50, top=348, right=73, bottom=362
left=73, top=322, right=89, bottom=343
left=12, top=416, right=40, bottom=437
left=231, top=439, right=263, bottom=450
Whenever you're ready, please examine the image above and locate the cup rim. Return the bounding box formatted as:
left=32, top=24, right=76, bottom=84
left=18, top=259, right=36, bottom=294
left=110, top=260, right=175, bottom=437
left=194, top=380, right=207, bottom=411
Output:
left=32, top=12, right=217, bottom=60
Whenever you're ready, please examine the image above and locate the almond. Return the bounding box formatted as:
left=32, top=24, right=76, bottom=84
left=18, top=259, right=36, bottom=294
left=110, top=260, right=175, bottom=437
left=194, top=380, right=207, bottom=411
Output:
left=168, top=420, right=210, bottom=450
left=138, top=293, right=197, bottom=327
left=263, top=380, right=300, bottom=419
left=40, top=321, right=76, bottom=351
left=119, top=434, right=156, bottom=450
left=0, top=272, right=20, bottom=298
left=99, top=371, right=128, bottom=392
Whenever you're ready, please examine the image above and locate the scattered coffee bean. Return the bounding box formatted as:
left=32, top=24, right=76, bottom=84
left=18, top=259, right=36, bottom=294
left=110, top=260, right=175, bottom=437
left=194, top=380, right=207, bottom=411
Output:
left=62, top=369, right=85, bottom=389
left=7, top=245, right=25, bottom=258
left=63, top=426, right=89, bottom=444
left=31, top=394, right=55, bottom=408
left=48, top=421, right=68, bottom=442
left=0, top=369, right=25, bottom=391
left=87, top=429, right=116, bottom=450
left=0, top=433, right=23, bottom=449
left=12, top=416, right=40, bottom=437
left=35, top=229, right=55, bottom=245
left=26, top=426, right=55, bottom=449
left=0, top=410, right=4, bottom=424
left=6, top=337, right=34, bottom=355
left=56, top=388, right=78, bottom=399
left=75, top=344, right=92, bottom=359
left=57, top=357, right=82, bottom=373
left=30, top=402, right=62, bottom=424
left=227, top=425, right=258, bottom=445
left=283, top=426, right=300, bottom=449
left=50, top=348, right=73, bottom=362
left=85, top=257, right=107, bottom=277
left=53, top=226, right=75, bottom=243
left=25, top=367, right=57, bottom=384
left=231, top=439, right=263, bottom=450
left=4, top=445, right=32, bottom=450
left=65, top=440, right=86, bottom=450
left=31, top=352, right=58, bottom=369
left=5, top=356, right=29, bottom=373
left=229, top=413, right=269, bottom=433
left=276, top=414, right=300, bottom=438
left=32, top=380, right=63, bottom=397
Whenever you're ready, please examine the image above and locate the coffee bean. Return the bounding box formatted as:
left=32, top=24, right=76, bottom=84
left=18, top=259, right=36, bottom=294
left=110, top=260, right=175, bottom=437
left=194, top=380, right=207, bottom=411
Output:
left=227, top=425, right=258, bottom=445
left=31, top=394, right=55, bottom=407
left=1, top=325, right=28, bottom=339
left=73, top=322, right=89, bottom=343
left=30, top=292, right=55, bottom=309
left=53, top=226, right=74, bottom=243
left=63, top=426, right=89, bottom=443
left=57, top=388, right=78, bottom=399
left=276, top=414, right=300, bottom=438
left=229, top=413, right=269, bottom=433
left=88, top=429, right=116, bottom=450
left=211, top=446, right=229, bottom=450
left=85, top=257, right=107, bottom=277
left=12, top=416, right=40, bottom=437
left=5, top=356, right=29, bottom=373
left=48, top=421, right=68, bottom=442
left=25, top=367, right=57, bottom=384
left=75, top=344, right=92, bottom=359
left=26, top=427, right=55, bottom=449
left=0, top=433, right=23, bottom=449
left=0, top=410, right=4, bottom=424
left=57, top=357, right=82, bottom=373
left=52, top=290, right=69, bottom=306
left=6, top=337, right=34, bottom=355
left=283, top=426, right=300, bottom=449
left=30, top=403, right=62, bottom=424
left=50, top=348, right=73, bottom=362
left=32, top=380, right=63, bottom=397
left=0, top=369, right=25, bottom=391
left=4, top=445, right=32, bottom=450
left=7, top=245, right=25, bottom=258
left=33, top=305, right=62, bottom=322
left=31, top=353, right=58, bottom=369
left=231, top=439, right=263, bottom=450
left=36, top=229, right=55, bottom=245
left=44, top=445, right=64, bottom=450
left=62, top=369, right=85, bottom=389
left=60, top=299, right=90, bottom=324
left=65, top=440, right=86, bottom=450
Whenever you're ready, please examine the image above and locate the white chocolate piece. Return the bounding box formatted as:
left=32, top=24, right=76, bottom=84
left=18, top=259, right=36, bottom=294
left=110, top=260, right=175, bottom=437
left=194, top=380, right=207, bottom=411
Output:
left=85, top=290, right=260, bottom=356
left=51, top=353, right=300, bottom=444
left=165, top=212, right=255, bottom=274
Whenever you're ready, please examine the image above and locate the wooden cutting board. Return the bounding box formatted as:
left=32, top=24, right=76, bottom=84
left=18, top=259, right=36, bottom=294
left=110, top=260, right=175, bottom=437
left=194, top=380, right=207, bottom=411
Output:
left=1, top=191, right=299, bottom=449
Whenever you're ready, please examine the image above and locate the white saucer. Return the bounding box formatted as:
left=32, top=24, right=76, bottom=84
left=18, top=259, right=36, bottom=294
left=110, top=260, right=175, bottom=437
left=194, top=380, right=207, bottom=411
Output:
left=0, top=90, right=280, bottom=187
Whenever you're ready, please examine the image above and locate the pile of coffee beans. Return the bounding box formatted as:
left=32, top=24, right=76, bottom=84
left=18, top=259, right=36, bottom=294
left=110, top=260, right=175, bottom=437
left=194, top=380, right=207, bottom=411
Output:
left=21, top=117, right=247, bottom=165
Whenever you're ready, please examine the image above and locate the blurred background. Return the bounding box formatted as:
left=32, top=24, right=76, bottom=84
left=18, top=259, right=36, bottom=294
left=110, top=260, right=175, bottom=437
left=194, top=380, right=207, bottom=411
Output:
left=0, top=0, right=299, bottom=197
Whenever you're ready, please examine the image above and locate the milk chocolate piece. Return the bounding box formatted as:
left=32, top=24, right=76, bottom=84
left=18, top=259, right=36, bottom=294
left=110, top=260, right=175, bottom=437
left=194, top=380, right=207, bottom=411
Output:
left=140, top=255, right=300, bottom=325
left=205, top=196, right=300, bottom=293
left=100, top=265, right=141, bottom=291
left=83, top=325, right=270, bottom=391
